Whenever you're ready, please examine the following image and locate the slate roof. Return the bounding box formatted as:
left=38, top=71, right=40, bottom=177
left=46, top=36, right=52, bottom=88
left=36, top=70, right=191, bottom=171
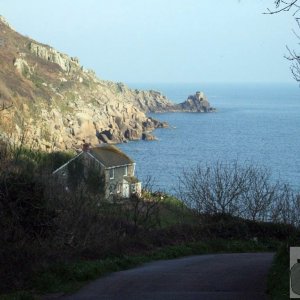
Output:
left=88, top=145, right=134, bottom=168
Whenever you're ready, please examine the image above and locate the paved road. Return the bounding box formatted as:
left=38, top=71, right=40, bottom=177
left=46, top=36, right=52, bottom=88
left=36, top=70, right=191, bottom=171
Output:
left=60, top=252, right=274, bottom=300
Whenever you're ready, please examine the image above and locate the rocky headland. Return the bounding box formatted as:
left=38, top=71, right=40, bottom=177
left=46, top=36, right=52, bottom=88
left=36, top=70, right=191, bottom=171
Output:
left=0, top=16, right=214, bottom=151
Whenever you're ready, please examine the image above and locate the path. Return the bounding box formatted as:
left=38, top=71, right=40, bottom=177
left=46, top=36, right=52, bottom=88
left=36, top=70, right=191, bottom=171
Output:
left=60, top=252, right=274, bottom=300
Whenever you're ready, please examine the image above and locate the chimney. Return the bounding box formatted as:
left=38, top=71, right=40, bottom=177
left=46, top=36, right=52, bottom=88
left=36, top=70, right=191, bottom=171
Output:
left=82, top=140, right=91, bottom=152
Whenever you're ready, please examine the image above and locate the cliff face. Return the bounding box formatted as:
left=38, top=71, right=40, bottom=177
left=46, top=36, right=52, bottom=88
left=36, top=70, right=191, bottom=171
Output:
left=0, top=16, right=171, bottom=151
left=0, top=16, right=213, bottom=151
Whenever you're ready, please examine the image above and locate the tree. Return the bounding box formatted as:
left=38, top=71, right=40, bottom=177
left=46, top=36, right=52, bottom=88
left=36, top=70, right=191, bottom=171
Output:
left=266, top=0, right=300, bottom=14
left=266, top=0, right=300, bottom=82
left=178, top=160, right=300, bottom=226
left=178, top=161, right=252, bottom=216
left=112, top=176, right=162, bottom=232
left=240, top=167, right=278, bottom=221
left=269, top=183, right=299, bottom=225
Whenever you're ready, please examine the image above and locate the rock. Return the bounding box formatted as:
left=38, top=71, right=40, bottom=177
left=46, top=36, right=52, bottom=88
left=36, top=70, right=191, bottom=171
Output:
left=99, top=129, right=113, bottom=140
left=175, top=91, right=216, bottom=112
left=0, top=15, right=216, bottom=152
left=149, top=117, right=169, bottom=128
left=14, top=58, right=32, bottom=76
left=142, top=117, right=168, bottom=132
left=98, top=133, right=111, bottom=144
left=132, top=88, right=215, bottom=113
left=29, top=42, right=80, bottom=73
left=142, top=132, right=157, bottom=141
left=133, top=90, right=175, bottom=113
left=0, top=15, right=13, bottom=29
left=160, top=122, right=169, bottom=128
left=124, top=128, right=141, bottom=140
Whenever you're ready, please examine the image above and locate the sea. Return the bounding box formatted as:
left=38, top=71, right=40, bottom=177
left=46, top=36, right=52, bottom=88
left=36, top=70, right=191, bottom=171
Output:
left=118, top=83, right=300, bottom=194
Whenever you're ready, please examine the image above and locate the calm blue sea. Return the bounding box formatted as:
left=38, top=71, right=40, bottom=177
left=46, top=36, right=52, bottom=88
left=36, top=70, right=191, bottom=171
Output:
left=119, top=83, right=300, bottom=193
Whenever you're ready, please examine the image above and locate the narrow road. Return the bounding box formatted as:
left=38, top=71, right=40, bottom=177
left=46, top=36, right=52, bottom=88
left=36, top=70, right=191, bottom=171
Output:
left=61, top=252, right=274, bottom=300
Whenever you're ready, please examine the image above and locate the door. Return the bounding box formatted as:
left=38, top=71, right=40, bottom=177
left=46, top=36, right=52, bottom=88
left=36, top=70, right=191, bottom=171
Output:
left=123, top=182, right=130, bottom=198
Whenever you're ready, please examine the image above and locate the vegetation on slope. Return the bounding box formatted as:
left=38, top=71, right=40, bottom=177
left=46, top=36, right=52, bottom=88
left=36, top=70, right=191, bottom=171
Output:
left=0, top=140, right=299, bottom=299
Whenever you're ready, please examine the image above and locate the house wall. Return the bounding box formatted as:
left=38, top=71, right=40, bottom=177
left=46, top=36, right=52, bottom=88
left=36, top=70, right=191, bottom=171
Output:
left=53, top=153, right=85, bottom=182
left=128, top=164, right=134, bottom=177
left=105, top=164, right=134, bottom=197
left=54, top=152, right=136, bottom=199
left=132, top=182, right=142, bottom=196
left=54, top=152, right=106, bottom=194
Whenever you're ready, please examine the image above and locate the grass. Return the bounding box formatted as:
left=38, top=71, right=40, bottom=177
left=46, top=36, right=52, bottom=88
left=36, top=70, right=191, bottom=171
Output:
left=0, top=238, right=278, bottom=300
left=267, top=244, right=290, bottom=300
left=0, top=292, right=36, bottom=300
left=155, top=194, right=197, bottom=228
left=29, top=74, right=45, bottom=90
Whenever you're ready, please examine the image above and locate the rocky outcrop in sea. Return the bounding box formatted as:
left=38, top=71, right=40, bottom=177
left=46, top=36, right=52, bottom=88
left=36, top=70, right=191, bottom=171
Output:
left=176, top=91, right=215, bottom=112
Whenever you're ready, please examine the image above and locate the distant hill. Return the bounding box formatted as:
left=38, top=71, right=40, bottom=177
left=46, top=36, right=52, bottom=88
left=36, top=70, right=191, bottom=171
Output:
left=0, top=16, right=213, bottom=151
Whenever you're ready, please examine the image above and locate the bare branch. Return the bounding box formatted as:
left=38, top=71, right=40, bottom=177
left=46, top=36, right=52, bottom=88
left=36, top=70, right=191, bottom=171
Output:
left=264, top=0, right=300, bottom=15
left=266, top=1, right=300, bottom=83
left=285, top=46, right=300, bottom=81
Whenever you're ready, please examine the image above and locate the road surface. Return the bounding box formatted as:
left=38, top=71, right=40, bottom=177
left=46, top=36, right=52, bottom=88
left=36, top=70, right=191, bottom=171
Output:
left=60, top=252, right=274, bottom=300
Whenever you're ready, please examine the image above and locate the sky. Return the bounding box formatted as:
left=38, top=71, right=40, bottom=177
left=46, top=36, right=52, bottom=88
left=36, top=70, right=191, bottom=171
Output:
left=0, top=0, right=298, bottom=84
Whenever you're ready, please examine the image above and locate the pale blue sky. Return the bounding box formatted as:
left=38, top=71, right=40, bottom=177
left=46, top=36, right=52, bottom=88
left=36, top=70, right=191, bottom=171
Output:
left=0, top=0, right=298, bottom=83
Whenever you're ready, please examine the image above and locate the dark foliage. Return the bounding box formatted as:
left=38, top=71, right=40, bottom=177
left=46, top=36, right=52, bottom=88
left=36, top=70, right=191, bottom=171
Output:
left=0, top=143, right=299, bottom=294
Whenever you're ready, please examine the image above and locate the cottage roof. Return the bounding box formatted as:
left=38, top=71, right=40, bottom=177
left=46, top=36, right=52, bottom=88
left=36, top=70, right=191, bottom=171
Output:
left=88, top=145, right=134, bottom=168
left=123, top=176, right=140, bottom=184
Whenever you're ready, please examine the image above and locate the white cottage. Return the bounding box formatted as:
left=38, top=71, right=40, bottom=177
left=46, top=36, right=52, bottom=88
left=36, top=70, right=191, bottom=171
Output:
left=53, top=144, right=142, bottom=198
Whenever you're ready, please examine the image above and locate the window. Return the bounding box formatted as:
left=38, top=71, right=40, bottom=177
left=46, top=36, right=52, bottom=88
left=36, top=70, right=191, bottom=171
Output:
left=131, top=184, right=136, bottom=193
left=117, top=183, right=121, bottom=194
left=109, top=168, right=114, bottom=179
left=124, top=166, right=128, bottom=176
